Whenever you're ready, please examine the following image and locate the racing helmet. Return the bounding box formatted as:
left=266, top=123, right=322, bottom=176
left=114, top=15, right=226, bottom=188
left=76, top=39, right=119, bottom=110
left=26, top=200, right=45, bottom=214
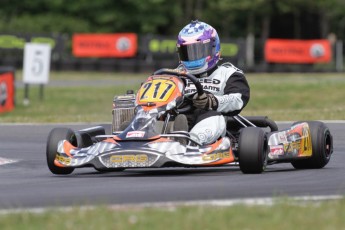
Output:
left=177, top=20, right=221, bottom=75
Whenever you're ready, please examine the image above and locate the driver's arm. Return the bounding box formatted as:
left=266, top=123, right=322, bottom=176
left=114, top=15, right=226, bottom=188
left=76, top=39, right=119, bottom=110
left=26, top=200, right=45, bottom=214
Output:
left=214, top=72, right=250, bottom=115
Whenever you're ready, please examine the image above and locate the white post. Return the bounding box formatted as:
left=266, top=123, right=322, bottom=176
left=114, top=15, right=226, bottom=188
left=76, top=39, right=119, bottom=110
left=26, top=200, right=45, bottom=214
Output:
left=335, top=40, right=343, bottom=72
left=246, top=33, right=255, bottom=69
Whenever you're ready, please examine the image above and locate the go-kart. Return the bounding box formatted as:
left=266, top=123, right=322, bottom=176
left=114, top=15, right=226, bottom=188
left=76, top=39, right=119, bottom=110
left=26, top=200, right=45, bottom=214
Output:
left=46, top=69, right=333, bottom=175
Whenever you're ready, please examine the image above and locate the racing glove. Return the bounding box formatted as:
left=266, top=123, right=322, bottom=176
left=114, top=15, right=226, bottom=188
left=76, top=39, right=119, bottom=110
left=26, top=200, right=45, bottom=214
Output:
left=192, top=92, right=218, bottom=110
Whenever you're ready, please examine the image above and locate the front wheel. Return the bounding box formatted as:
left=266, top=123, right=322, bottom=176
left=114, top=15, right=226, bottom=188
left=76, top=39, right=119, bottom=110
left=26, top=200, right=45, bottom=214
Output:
left=238, top=127, right=268, bottom=174
left=46, top=127, right=76, bottom=175
left=291, top=121, right=333, bottom=169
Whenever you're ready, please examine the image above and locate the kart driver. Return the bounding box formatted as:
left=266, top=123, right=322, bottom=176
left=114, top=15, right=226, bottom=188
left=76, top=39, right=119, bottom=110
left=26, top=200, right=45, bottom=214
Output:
left=175, top=20, right=250, bottom=145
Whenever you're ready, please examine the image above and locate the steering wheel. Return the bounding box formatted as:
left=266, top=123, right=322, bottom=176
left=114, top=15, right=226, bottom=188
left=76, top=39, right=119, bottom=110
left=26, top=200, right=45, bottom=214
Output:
left=153, top=69, right=204, bottom=113
left=153, top=69, right=204, bottom=96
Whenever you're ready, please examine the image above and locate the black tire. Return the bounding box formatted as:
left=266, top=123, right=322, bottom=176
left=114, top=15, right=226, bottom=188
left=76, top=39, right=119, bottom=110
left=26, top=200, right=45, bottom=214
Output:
left=238, top=127, right=268, bottom=174
left=46, top=127, right=76, bottom=175
left=291, top=121, right=333, bottom=169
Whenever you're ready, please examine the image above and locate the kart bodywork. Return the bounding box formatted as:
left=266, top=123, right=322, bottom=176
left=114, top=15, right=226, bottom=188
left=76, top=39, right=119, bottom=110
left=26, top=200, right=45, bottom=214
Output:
left=46, top=69, right=333, bottom=175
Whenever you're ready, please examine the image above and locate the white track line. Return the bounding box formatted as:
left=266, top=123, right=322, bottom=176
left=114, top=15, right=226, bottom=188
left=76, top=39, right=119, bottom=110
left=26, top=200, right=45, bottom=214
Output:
left=0, top=157, right=18, bottom=166
left=0, top=195, right=343, bottom=215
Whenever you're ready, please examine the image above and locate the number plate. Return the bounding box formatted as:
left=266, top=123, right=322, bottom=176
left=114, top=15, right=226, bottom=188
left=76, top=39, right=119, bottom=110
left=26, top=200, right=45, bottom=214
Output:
left=138, top=79, right=176, bottom=103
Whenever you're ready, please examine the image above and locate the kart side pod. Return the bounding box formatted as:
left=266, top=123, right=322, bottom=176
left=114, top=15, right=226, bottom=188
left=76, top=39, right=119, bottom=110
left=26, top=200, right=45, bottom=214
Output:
left=268, top=121, right=333, bottom=169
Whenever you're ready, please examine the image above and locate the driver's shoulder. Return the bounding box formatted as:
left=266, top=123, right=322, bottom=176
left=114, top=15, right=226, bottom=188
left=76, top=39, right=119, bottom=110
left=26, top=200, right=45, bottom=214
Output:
left=218, top=62, right=243, bottom=75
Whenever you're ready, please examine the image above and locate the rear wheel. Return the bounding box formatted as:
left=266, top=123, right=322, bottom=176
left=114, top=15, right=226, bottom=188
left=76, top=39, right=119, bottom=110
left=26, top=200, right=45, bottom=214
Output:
left=46, top=128, right=76, bottom=175
left=291, top=121, right=333, bottom=169
left=238, top=127, right=268, bottom=174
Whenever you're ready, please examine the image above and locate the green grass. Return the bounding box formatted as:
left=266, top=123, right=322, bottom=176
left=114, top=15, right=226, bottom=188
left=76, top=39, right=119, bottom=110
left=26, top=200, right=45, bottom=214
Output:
left=2, top=85, right=125, bottom=123
left=0, top=71, right=344, bottom=123
left=0, top=71, right=147, bottom=123
left=1, top=199, right=345, bottom=230
left=244, top=73, right=345, bottom=121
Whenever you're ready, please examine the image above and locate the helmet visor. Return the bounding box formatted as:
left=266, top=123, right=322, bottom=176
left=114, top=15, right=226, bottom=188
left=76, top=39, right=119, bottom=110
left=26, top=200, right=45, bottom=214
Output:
left=177, top=41, right=214, bottom=61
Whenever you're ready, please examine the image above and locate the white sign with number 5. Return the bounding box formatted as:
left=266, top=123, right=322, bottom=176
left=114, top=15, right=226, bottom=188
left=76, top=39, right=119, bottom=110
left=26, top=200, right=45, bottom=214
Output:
left=23, top=43, right=51, bottom=84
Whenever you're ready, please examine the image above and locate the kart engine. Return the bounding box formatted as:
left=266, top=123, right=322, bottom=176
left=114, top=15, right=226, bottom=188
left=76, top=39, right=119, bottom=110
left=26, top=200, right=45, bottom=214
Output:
left=112, top=90, right=136, bottom=133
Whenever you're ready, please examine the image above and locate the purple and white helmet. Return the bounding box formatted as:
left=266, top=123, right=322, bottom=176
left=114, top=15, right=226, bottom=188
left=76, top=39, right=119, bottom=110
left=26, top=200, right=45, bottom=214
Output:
left=177, top=20, right=221, bottom=75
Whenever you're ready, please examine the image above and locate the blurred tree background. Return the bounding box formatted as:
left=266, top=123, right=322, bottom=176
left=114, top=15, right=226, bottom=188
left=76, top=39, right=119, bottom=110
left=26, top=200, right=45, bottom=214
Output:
left=1, top=0, right=345, bottom=40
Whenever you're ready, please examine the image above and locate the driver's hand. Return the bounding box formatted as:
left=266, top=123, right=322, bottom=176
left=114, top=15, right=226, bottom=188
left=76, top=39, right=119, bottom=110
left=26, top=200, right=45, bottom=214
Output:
left=192, top=92, right=218, bottom=110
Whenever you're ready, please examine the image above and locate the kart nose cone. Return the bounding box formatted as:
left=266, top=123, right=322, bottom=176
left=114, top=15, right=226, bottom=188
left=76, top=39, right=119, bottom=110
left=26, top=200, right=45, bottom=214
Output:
left=99, top=150, right=161, bottom=168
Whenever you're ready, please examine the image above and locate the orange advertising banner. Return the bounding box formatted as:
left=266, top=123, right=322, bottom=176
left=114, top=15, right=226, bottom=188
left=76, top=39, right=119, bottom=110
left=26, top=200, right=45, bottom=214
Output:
left=0, top=72, right=15, bottom=113
left=73, top=33, right=137, bottom=58
left=265, top=39, right=332, bottom=63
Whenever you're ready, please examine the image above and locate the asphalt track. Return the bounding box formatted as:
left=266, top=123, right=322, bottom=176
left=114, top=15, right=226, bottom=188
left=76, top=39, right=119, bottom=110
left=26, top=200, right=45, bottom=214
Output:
left=0, top=122, right=344, bottom=210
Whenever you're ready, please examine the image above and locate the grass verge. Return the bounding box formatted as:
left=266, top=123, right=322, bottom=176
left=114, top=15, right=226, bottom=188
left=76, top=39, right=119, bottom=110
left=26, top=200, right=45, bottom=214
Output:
left=244, top=72, right=345, bottom=121
left=1, top=198, right=345, bottom=230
